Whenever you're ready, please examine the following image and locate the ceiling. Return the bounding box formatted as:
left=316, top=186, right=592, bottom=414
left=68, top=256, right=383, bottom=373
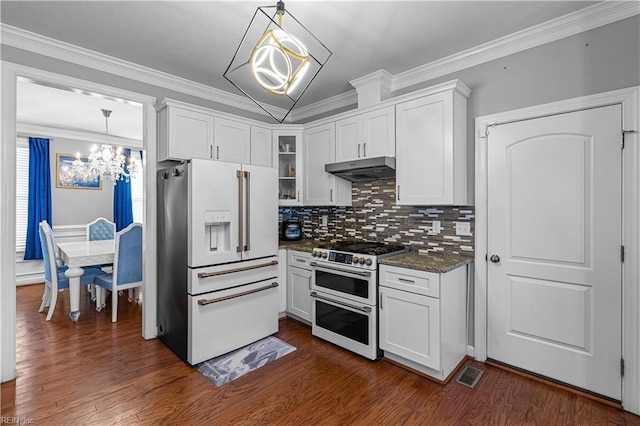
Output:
left=3, top=1, right=601, bottom=132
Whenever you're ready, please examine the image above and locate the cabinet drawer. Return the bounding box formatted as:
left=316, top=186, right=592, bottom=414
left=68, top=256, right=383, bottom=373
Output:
left=379, top=265, right=440, bottom=298
left=288, top=250, right=312, bottom=270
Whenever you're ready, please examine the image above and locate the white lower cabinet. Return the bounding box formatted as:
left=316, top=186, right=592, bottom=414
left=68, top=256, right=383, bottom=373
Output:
left=379, top=264, right=469, bottom=382
left=278, top=248, right=288, bottom=315
left=286, top=250, right=312, bottom=323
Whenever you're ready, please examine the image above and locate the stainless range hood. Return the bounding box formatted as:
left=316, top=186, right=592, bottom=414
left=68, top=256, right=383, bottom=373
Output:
left=324, top=157, right=395, bottom=182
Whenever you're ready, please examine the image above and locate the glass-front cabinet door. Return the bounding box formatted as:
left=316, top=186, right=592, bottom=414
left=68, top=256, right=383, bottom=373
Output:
left=275, top=129, right=303, bottom=206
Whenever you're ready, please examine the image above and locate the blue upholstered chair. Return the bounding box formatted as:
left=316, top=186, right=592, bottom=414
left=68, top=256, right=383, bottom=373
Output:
left=86, top=217, right=116, bottom=241
left=94, top=223, right=143, bottom=322
left=86, top=217, right=116, bottom=301
left=38, top=221, right=102, bottom=321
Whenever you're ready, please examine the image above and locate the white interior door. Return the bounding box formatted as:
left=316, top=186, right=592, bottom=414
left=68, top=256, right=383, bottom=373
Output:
left=487, top=105, right=622, bottom=400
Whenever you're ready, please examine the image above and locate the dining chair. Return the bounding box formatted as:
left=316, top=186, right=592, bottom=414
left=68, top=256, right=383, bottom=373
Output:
left=38, top=221, right=102, bottom=321
left=94, top=223, right=143, bottom=322
left=86, top=217, right=116, bottom=300
left=86, top=217, right=116, bottom=241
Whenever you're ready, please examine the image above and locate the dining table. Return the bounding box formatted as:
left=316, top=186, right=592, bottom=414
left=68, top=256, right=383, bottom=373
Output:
left=56, top=239, right=115, bottom=321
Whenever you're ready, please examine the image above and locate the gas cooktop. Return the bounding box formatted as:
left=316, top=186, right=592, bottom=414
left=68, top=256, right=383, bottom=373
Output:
left=317, top=241, right=407, bottom=256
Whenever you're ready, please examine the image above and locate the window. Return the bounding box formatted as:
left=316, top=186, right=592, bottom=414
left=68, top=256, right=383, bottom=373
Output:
left=16, top=138, right=29, bottom=253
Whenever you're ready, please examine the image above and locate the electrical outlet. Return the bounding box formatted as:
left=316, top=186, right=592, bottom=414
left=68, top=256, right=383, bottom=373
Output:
left=321, top=215, right=328, bottom=227
left=432, top=220, right=441, bottom=234
left=455, top=221, right=472, bottom=236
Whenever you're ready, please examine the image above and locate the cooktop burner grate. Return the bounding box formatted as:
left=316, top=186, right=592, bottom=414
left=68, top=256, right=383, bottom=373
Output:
left=317, top=241, right=407, bottom=256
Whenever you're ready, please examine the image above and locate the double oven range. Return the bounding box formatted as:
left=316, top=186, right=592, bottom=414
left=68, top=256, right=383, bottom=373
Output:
left=309, top=241, right=407, bottom=360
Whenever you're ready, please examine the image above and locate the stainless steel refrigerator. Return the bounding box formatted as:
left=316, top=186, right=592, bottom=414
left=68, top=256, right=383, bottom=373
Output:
left=157, top=158, right=279, bottom=365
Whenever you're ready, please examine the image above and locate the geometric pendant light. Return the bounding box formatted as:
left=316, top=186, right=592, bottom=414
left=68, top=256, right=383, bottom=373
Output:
left=224, top=1, right=331, bottom=123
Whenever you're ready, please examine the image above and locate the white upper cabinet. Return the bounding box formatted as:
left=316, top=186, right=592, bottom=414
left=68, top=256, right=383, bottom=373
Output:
left=214, top=117, right=251, bottom=164
left=276, top=129, right=304, bottom=206
left=250, top=125, right=273, bottom=167
left=335, top=106, right=395, bottom=162
left=303, top=123, right=352, bottom=206
left=395, top=82, right=469, bottom=205
left=158, top=104, right=214, bottom=161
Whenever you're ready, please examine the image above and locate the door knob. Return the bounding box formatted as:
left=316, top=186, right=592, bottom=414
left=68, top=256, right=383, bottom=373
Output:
left=490, top=255, right=501, bottom=263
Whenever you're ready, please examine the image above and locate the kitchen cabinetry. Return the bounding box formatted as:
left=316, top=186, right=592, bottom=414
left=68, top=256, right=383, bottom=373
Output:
left=287, top=250, right=312, bottom=323
left=278, top=248, right=288, bottom=315
left=303, top=123, right=352, bottom=206
left=335, top=106, right=395, bottom=162
left=379, top=263, right=468, bottom=382
left=395, top=81, right=470, bottom=205
left=276, top=129, right=304, bottom=206
left=251, top=125, right=273, bottom=167
left=214, top=117, right=251, bottom=164
left=158, top=103, right=214, bottom=161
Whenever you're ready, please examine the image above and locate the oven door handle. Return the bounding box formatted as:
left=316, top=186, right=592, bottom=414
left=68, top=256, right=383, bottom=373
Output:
left=310, top=291, right=372, bottom=313
left=309, top=262, right=372, bottom=277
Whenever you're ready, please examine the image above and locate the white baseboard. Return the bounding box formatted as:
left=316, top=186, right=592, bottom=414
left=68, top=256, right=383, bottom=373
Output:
left=467, top=345, right=475, bottom=358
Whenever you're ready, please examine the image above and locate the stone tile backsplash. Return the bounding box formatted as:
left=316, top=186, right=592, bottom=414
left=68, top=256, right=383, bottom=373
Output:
left=280, top=178, right=474, bottom=256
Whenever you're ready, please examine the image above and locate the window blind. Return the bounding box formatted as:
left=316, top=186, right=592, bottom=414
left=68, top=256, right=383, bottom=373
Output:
left=16, top=140, right=30, bottom=252
left=130, top=152, right=144, bottom=223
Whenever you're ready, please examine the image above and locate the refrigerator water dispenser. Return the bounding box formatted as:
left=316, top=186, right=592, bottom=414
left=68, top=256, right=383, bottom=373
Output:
left=204, top=210, right=231, bottom=252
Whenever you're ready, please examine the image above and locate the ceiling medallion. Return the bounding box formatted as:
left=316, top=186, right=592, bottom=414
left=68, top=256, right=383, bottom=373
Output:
left=224, top=1, right=331, bottom=123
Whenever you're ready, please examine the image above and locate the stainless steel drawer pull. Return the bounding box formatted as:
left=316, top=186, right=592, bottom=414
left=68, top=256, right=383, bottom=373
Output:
left=197, top=260, right=279, bottom=278
left=296, top=258, right=306, bottom=263
left=398, top=277, right=415, bottom=284
left=310, top=291, right=371, bottom=313
left=198, top=282, right=278, bottom=305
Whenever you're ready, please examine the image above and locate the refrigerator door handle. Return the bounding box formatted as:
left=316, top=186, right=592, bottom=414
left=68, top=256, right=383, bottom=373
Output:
left=197, top=282, right=279, bottom=306
left=237, top=170, right=243, bottom=252
left=244, top=170, right=251, bottom=251
left=197, top=259, right=279, bottom=278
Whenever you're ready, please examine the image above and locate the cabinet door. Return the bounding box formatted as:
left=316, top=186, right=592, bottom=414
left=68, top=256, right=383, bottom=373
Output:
left=251, top=125, right=273, bottom=167
left=276, top=130, right=303, bottom=206
left=362, top=106, right=395, bottom=158
left=287, top=266, right=312, bottom=322
left=214, top=117, right=251, bottom=164
left=303, top=123, right=336, bottom=206
left=335, top=116, right=361, bottom=162
left=168, top=107, right=214, bottom=160
left=396, top=91, right=467, bottom=205
left=379, top=286, right=440, bottom=370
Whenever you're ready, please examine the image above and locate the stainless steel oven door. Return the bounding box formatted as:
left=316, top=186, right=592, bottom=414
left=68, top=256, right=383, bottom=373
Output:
left=310, top=291, right=378, bottom=360
left=310, top=261, right=377, bottom=305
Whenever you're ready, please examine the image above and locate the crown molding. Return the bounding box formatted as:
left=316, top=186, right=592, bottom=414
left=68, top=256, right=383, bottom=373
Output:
left=2, top=1, right=637, bottom=122
left=289, top=90, right=358, bottom=122
left=16, top=122, right=143, bottom=148
left=391, top=1, right=640, bottom=92
left=0, top=23, right=280, bottom=119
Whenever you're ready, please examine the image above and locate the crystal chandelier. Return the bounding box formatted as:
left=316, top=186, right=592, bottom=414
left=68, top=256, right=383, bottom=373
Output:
left=75, top=109, right=137, bottom=184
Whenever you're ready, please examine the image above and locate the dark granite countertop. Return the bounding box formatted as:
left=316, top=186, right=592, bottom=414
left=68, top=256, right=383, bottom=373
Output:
left=379, top=251, right=473, bottom=274
left=278, top=240, right=316, bottom=253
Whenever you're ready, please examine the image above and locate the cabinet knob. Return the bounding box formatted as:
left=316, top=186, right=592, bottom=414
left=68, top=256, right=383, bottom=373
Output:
left=490, top=254, right=501, bottom=263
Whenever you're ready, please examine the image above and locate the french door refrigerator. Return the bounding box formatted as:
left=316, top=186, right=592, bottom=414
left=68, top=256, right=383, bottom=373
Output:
left=157, top=158, right=279, bottom=365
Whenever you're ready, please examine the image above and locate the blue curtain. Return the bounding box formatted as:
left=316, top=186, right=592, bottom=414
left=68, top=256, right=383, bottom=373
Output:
left=113, top=148, right=134, bottom=231
left=24, top=137, right=52, bottom=260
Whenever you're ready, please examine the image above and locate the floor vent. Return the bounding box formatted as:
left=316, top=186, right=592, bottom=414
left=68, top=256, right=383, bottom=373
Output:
left=455, top=365, right=484, bottom=389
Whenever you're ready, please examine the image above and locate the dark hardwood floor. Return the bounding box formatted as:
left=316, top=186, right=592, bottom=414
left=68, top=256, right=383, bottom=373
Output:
left=3, top=284, right=640, bottom=425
